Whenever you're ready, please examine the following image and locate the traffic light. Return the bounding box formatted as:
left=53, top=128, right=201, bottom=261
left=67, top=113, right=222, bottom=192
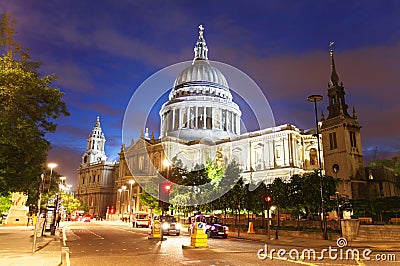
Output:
left=158, top=183, right=171, bottom=212
left=265, top=196, right=272, bottom=203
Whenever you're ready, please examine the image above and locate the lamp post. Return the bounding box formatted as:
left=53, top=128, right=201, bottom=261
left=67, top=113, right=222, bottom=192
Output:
left=58, top=176, right=67, bottom=220
left=67, top=184, right=72, bottom=194
left=33, top=163, right=57, bottom=251
left=48, top=163, right=57, bottom=178
left=128, top=180, right=135, bottom=215
left=66, top=184, right=72, bottom=219
left=162, top=159, right=171, bottom=214
left=47, top=163, right=59, bottom=236
left=59, top=176, right=66, bottom=192
left=121, top=185, right=126, bottom=221
left=307, top=94, right=327, bottom=240
left=118, top=188, right=122, bottom=219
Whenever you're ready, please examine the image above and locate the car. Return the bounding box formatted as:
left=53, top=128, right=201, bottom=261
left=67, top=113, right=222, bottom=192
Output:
left=152, top=214, right=181, bottom=236
left=132, top=212, right=150, bottom=228
left=82, top=216, right=91, bottom=222
left=189, top=214, right=228, bottom=239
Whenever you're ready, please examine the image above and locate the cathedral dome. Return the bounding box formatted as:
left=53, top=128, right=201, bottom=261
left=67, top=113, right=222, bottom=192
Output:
left=169, top=25, right=232, bottom=101
left=173, top=59, right=229, bottom=89
left=159, top=25, right=241, bottom=142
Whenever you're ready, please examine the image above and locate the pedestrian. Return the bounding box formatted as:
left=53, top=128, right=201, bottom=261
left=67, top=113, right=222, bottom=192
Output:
left=56, top=214, right=61, bottom=228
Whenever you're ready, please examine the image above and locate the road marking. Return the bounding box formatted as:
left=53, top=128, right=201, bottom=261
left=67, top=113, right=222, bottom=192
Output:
left=62, top=246, right=70, bottom=266
left=63, top=226, right=67, bottom=246
left=355, top=258, right=366, bottom=266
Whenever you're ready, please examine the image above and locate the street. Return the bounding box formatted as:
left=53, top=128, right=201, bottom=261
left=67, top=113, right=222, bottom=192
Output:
left=64, top=221, right=263, bottom=265
left=63, top=221, right=399, bottom=266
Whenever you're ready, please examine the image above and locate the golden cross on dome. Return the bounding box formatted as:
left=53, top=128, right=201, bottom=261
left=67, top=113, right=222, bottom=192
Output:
left=199, top=24, right=204, bottom=38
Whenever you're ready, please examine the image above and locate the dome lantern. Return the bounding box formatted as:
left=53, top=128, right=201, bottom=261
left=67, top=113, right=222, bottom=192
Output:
left=194, top=24, right=208, bottom=62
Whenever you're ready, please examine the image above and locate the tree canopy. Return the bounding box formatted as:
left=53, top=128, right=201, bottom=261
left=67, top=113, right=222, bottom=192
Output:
left=0, top=13, right=69, bottom=200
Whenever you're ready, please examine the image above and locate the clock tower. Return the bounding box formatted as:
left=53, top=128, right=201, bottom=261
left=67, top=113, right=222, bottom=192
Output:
left=320, top=44, right=367, bottom=199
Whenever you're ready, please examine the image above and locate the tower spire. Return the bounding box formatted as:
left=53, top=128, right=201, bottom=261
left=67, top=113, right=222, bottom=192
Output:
left=81, top=116, right=107, bottom=165
left=326, top=42, right=350, bottom=119
left=193, top=24, right=208, bottom=62
left=95, top=115, right=100, bottom=127
left=329, top=41, right=339, bottom=86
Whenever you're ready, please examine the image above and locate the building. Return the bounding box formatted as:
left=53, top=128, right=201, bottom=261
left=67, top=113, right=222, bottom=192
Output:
left=365, top=166, right=400, bottom=199
left=78, top=26, right=399, bottom=215
left=320, top=45, right=368, bottom=199
left=118, top=26, right=322, bottom=210
left=76, top=117, right=118, bottom=218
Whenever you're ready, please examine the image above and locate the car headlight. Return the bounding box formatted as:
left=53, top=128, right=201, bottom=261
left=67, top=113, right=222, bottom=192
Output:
left=210, top=226, right=215, bottom=231
left=162, top=222, right=169, bottom=230
left=175, top=223, right=182, bottom=229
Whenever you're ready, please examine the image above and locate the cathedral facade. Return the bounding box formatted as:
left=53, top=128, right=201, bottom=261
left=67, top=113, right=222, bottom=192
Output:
left=77, top=26, right=398, bottom=218
left=118, top=26, right=322, bottom=212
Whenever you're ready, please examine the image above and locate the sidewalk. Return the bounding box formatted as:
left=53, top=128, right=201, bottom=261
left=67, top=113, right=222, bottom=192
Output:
left=228, top=229, right=400, bottom=251
left=0, top=224, right=62, bottom=266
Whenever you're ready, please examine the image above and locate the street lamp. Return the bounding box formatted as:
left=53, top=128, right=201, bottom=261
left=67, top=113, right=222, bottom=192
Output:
left=307, top=94, right=328, bottom=240
left=121, top=185, right=126, bottom=220
left=162, top=159, right=171, bottom=214
left=128, top=180, right=135, bottom=214
left=46, top=162, right=60, bottom=235
left=66, top=184, right=72, bottom=194
left=59, top=176, right=66, bottom=192
left=47, top=163, right=57, bottom=177
left=118, top=188, right=122, bottom=219
left=59, top=176, right=66, bottom=184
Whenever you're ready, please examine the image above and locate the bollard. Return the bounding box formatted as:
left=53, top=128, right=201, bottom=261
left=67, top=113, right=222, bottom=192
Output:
left=148, top=219, right=161, bottom=239
left=247, top=221, right=255, bottom=234
left=190, top=222, right=208, bottom=247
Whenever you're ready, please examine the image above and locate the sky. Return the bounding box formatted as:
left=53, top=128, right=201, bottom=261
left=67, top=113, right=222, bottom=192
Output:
left=1, top=0, right=399, bottom=189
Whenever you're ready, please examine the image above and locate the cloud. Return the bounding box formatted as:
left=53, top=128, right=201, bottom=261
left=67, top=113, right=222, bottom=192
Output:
left=47, top=145, right=82, bottom=189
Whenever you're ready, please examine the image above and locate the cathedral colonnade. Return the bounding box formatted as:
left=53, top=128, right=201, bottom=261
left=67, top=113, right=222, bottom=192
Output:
left=160, top=102, right=241, bottom=137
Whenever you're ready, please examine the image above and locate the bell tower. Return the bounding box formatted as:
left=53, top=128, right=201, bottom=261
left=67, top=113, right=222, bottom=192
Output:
left=320, top=43, right=367, bottom=199
left=81, top=116, right=107, bottom=166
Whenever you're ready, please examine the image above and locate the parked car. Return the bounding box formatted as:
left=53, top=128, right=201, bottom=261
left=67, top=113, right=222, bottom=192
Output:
left=152, top=214, right=181, bottom=236
left=82, top=216, right=91, bottom=222
left=132, top=212, right=150, bottom=228
left=189, top=214, right=228, bottom=239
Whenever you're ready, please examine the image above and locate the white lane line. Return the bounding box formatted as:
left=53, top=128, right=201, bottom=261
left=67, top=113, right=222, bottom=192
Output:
left=63, top=226, right=67, bottom=246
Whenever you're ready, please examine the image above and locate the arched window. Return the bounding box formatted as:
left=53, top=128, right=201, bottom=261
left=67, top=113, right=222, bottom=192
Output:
left=310, top=148, right=318, bottom=165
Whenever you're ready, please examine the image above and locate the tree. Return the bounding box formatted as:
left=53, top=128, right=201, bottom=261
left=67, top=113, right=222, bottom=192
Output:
left=0, top=13, right=69, bottom=200
left=368, top=156, right=400, bottom=175
left=139, top=191, right=160, bottom=212
left=59, top=193, right=81, bottom=215
left=0, top=193, right=11, bottom=214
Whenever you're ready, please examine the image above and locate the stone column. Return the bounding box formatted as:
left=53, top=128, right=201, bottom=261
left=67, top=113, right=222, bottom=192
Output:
left=172, top=108, right=175, bottom=130
left=179, top=108, right=182, bottom=129
left=195, top=106, right=198, bottom=129
left=203, top=107, right=207, bottom=129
